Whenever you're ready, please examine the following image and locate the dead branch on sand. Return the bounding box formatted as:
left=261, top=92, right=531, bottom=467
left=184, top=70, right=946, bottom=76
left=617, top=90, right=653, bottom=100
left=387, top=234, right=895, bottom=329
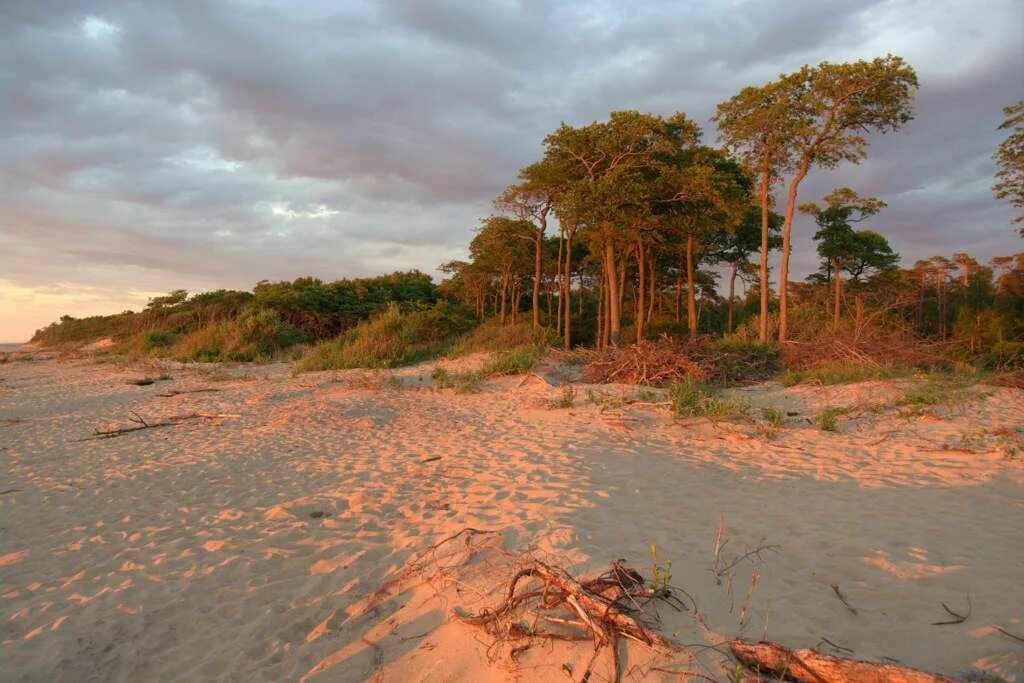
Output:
left=77, top=411, right=238, bottom=440
left=155, top=387, right=222, bottom=397
left=931, top=594, right=970, bottom=626
left=728, top=640, right=954, bottom=683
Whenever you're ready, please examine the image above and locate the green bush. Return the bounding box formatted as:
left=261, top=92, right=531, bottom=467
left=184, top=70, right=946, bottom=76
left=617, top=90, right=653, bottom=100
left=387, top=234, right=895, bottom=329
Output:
left=979, top=341, right=1024, bottom=371
left=450, top=320, right=554, bottom=356
left=297, top=302, right=476, bottom=371
left=431, top=366, right=484, bottom=393
left=709, top=338, right=780, bottom=384
left=780, top=361, right=915, bottom=386
left=668, top=378, right=745, bottom=419
left=170, top=307, right=308, bottom=362
left=145, top=330, right=176, bottom=349
left=482, top=346, right=539, bottom=376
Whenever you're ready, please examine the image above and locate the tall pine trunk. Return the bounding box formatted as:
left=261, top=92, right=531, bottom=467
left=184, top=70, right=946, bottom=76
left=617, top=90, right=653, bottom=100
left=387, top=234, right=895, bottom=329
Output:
left=686, top=234, right=698, bottom=338
left=604, top=236, right=621, bottom=347
left=727, top=261, right=738, bottom=333
left=778, top=159, right=810, bottom=342
left=758, top=168, right=771, bottom=343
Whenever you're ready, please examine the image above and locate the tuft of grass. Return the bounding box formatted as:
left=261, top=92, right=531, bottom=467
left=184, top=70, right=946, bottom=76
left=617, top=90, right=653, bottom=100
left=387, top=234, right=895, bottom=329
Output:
left=815, top=408, right=841, bottom=432
left=482, top=346, right=539, bottom=376
left=780, top=362, right=915, bottom=387
left=431, top=366, right=484, bottom=394
left=550, top=385, right=576, bottom=409
left=760, top=407, right=785, bottom=427
left=668, top=378, right=745, bottom=419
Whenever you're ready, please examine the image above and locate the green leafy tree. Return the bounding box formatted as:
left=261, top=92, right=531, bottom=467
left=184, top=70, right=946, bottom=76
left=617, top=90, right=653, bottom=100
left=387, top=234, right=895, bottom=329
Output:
left=710, top=206, right=783, bottom=332
left=544, top=110, right=701, bottom=346
left=800, top=188, right=890, bottom=327
left=714, top=73, right=805, bottom=341
left=774, top=55, right=917, bottom=341
left=993, top=100, right=1024, bottom=234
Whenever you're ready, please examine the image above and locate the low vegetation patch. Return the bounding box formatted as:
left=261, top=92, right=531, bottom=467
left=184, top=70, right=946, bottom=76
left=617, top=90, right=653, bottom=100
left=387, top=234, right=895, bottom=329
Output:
left=668, top=378, right=746, bottom=419
left=449, top=320, right=554, bottom=357
left=780, top=361, right=915, bottom=387
left=481, top=346, right=539, bottom=376
left=584, top=338, right=779, bottom=387
left=296, top=302, right=476, bottom=371
left=431, top=367, right=485, bottom=393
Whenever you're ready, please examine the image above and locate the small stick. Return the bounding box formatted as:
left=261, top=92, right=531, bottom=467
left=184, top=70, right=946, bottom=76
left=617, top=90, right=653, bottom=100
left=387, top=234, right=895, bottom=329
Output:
left=830, top=584, right=859, bottom=615
left=994, top=625, right=1024, bottom=643
left=931, top=594, right=970, bottom=626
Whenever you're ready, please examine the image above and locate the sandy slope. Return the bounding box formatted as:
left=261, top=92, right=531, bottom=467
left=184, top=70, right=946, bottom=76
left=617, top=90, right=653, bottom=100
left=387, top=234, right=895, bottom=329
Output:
left=0, top=355, right=1021, bottom=681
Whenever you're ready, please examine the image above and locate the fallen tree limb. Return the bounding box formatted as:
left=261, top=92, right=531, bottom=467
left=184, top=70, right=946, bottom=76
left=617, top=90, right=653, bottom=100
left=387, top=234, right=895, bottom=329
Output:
left=728, top=640, right=954, bottom=683
left=77, top=412, right=237, bottom=441
left=155, top=388, right=222, bottom=397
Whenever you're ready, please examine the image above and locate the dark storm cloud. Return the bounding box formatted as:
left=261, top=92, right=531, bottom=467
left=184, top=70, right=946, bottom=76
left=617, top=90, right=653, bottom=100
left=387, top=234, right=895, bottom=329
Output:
left=0, top=0, right=1022, bottom=339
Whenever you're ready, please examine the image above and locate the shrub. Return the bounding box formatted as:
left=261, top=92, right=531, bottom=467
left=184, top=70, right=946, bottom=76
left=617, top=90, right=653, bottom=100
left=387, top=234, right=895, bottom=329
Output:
left=297, top=302, right=476, bottom=371
left=815, top=408, right=841, bottom=432
left=668, top=378, right=745, bottom=419
left=780, top=361, right=914, bottom=387
left=978, top=341, right=1024, bottom=371
left=431, top=367, right=484, bottom=393
left=450, top=320, right=554, bottom=356
left=144, top=330, right=176, bottom=349
left=170, top=307, right=308, bottom=362
left=482, top=346, right=539, bottom=376
left=709, top=338, right=781, bottom=385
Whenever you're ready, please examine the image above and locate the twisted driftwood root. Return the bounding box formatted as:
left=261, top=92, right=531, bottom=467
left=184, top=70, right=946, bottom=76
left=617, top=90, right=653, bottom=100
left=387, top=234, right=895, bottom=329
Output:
left=454, top=559, right=685, bottom=682
left=728, top=640, right=954, bottom=683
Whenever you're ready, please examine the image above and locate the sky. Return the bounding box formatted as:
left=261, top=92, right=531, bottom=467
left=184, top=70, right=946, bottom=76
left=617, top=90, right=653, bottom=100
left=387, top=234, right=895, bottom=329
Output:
left=1, top=0, right=1022, bottom=342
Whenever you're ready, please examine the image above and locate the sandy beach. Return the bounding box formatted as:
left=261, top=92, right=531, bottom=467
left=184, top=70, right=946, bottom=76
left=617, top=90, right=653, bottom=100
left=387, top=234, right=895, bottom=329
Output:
left=1, top=354, right=1022, bottom=681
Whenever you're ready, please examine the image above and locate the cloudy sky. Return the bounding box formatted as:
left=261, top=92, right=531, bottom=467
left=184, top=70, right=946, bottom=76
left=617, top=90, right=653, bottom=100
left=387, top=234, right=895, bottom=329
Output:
left=2, top=0, right=1022, bottom=341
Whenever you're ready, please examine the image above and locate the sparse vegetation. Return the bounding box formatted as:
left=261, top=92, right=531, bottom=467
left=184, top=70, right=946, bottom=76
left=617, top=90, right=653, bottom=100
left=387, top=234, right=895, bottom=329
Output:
left=815, top=408, right=842, bottom=432
left=551, top=385, right=576, bottom=409
left=668, top=378, right=746, bottom=419
left=481, top=346, right=540, bottom=376
left=780, top=362, right=915, bottom=387
left=431, top=367, right=485, bottom=394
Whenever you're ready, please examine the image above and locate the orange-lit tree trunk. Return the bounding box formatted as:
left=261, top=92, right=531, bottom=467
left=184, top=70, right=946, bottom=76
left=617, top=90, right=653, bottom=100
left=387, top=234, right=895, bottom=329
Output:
left=686, top=234, right=698, bottom=338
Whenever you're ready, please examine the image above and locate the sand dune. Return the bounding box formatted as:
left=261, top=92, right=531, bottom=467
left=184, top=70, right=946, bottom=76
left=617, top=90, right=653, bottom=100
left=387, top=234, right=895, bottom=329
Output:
left=1, top=356, right=1022, bottom=681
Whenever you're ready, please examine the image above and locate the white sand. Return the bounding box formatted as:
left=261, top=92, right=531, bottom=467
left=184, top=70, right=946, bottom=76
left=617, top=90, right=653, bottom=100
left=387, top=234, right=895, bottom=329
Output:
left=1, top=356, right=1021, bottom=681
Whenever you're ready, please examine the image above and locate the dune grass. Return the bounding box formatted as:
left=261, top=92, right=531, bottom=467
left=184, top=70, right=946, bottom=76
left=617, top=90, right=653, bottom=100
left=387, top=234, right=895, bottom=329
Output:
left=780, top=361, right=916, bottom=387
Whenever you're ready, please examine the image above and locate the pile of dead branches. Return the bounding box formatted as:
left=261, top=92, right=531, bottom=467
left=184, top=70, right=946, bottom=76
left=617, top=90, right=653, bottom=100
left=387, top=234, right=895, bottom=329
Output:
left=454, top=558, right=690, bottom=681
left=583, top=340, right=710, bottom=386
left=582, top=337, right=780, bottom=387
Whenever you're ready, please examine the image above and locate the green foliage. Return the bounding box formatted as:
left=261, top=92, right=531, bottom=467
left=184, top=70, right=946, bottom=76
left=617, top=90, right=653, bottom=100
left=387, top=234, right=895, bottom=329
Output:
left=431, top=367, right=485, bottom=394
left=450, top=320, right=553, bottom=356
left=815, top=408, right=841, bottom=431
left=979, top=341, right=1024, bottom=370
left=647, top=543, right=673, bottom=598
left=144, top=330, right=176, bottom=349
left=482, top=346, right=539, bottom=376
left=993, top=99, right=1024, bottom=231
left=709, top=338, right=781, bottom=384
left=781, top=362, right=915, bottom=386
left=552, top=385, right=576, bottom=408
left=668, top=378, right=745, bottom=419
left=169, top=307, right=308, bottom=362
left=296, top=302, right=476, bottom=371
left=760, top=407, right=785, bottom=427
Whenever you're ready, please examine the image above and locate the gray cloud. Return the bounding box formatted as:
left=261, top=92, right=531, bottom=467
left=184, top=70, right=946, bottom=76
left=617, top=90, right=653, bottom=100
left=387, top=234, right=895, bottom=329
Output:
left=1, top=0, right=1022, bottom=340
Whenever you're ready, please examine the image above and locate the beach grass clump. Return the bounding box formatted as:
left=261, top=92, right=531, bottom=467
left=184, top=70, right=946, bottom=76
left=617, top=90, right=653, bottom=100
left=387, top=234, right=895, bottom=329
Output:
left=169, top=307, right=308, bottom=362
left=551, top=385, right=576, bottom=408
left=296, top=302, right=476, bottom=371
left=780, top=361, right=915, bottom=387
left=449, top=320, right=554, bottom=356
left=431, top=366, right=484, bottom=393
left=668, top=378, right=745, bottom=419
left=815, top=407, right=842, bottom=431
left=482, top=346, right=539, bottom=376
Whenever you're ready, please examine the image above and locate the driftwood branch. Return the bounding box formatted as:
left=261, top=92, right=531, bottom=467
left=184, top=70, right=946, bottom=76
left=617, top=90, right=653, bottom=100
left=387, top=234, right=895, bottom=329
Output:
left=931, top=594, right=970, bottom=626
left=728, top=640, right=954, bottom=683
left=155, top=388, right=222, bottom=397
left=77, top=412, right=237, bottom=441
